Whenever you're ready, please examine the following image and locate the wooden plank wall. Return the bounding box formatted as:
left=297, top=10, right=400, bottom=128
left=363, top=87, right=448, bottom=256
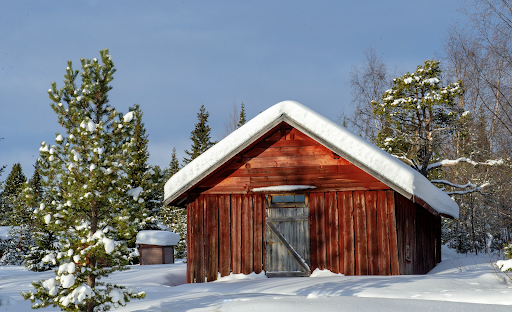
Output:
left=194, top=124, right=390, bottom=195
left=186, top=194, right=265, bottom=283
left=309, top=190, right=400, bottom=275
left=394, top=193, right=441, bottom=275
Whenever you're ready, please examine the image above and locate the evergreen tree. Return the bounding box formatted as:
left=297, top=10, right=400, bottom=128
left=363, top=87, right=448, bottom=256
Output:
left=28, top=161, right=43, bottom=201
left=372, top=60, right=464, bottom=177
left=24, top=162, right=59, bottom=271
left=121, top=104, right=167, bottom=264
left=183, top=105, right=215, bottom=164
left=22, top=50, right=145, bottom=311
left=160, top=147, right=187, bottom=258
left=237, top=102, right=247, bottom=128
left=3, top=163, right=27, bottom=206
left=168, top=147, right=180, bottom=177
left=0, top=165, right=35, bottom=265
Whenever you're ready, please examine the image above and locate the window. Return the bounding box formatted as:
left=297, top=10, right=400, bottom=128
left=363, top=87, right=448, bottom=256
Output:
left=268, top=194, right=307, bottom=208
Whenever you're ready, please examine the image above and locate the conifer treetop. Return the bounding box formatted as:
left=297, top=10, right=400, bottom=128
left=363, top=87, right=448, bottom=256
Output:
left=183, top=105, right=215, bottom=164
left=237, top=102, right=247, bottom=128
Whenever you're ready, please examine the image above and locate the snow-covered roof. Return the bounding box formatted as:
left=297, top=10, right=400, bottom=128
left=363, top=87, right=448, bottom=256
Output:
left=136, top=230, right=180, bottom=246
left=164, top=101, right=459, bottom=218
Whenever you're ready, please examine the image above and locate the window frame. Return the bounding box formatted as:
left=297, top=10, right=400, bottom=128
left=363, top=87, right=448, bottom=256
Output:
left=266, top=193, right=309, bottom=208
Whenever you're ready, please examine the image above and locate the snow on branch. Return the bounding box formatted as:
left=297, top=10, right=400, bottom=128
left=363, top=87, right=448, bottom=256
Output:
left=427, top=158, right=503, bottom=171
left=431, top=179, right=490, bottom=195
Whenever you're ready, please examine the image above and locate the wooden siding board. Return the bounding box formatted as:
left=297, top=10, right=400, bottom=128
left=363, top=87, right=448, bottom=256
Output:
left=205, top=195, right=218, bottom=282
left=390, top=191, right=401, bottom=275
left=253, top=194, right=263, bottom=273
left=231, top=195, right=242, bottom=274
left=365, top=191, right=378, bottom=275
left=317, top=193, right=327, bottom=270
left=196, top=195, right=205, bottom=282
left=186, top=202, right=193, bottom=283
left=309, top=193, right=318, bottom=271
left=218, top=195, right=231, bottom=277
left=241, top=195, right=254, bottom=274
left=326, top=192, right=339, bottom=273
left=339, top=191, right=355, bottom=275
left=377, top=191, right=390, bottom=275
left=353, top=191, right=368, bottom=275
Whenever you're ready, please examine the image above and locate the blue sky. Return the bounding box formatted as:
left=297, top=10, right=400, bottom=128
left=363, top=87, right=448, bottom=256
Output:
left=0, top=0, right=463, bottom=177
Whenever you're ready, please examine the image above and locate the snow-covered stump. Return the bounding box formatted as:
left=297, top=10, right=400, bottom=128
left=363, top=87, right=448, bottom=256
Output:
left=136, top=230, right=180, bottom=265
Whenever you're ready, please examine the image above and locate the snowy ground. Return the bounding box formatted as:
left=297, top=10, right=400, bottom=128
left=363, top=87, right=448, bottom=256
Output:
left=1, top=248, right=511, bottom=311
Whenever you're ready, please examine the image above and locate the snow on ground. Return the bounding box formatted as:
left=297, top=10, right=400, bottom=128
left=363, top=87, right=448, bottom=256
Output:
left=0, top=252, right=511, bottom=311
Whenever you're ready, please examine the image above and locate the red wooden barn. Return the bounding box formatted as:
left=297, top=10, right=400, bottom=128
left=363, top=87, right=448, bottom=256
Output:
left=163, top=101, right=459, bottom=283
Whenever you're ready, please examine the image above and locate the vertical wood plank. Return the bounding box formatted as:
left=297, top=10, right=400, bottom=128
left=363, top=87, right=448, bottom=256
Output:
left=205, top=195, right=218, bottom=281
left=353, top=191, right=368, bottom=275
left=196, top=195, right=205, bottom=282
left=262, top=195, right=267, bottom=272
left=231, top=195, right=242, bottom=274
left=186, top=202, right=193, bottom=283
left=317, top=193, right=327, bottom=270
left=253, top=194, right=263, bottom=273
left=341, top=191, right=355, bottom=275
left=241, top=195, right=254, bottom=274
left=377, top=191, right=390, bottom=275
left=436, top=215, right=441, bottom=265
left=325, top=192, right=332, bottom=271
left=365, top=191, right=378, bottom=275
left=326, top=192, right=339, bottom=273
left=388, top=191, right=399, bottom=275
left=218, top=195, right=231, bottom=277
left=337, top=192, right=345, bottom=275
left=409, top=200, right=416, bottom=274
left=310, top=193, right=318, bottom=271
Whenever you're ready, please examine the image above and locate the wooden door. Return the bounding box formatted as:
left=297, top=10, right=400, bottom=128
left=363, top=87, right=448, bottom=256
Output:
left=265, top=194, right=311, bottom=277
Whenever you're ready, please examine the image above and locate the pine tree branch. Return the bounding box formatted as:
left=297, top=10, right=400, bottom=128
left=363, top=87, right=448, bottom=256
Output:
left=426, top=157, right=504, bottom=171
left=431, top=179, right=490, bottom=195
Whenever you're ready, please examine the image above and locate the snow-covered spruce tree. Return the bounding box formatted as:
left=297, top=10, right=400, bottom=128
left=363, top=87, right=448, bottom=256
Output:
left=24, top=162, right=59, bottom=272
left=160, top=148, right=187, bottom=258
left=122, top=104, right=164, bottom=264
left=21, top=50, right=145, bottom=311
left=0, top=163, right=35, bottom=265
left=183, top=105, right=215, bottom=164
left=0, top=163, right=27, bottom=226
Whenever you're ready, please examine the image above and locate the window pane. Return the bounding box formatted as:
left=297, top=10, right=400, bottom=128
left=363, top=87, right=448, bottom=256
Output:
left=294, top=194, right=305, bottom=202
left=283, top=195, right=294, bottom=202
left=271, top=195, right=283, bottom=203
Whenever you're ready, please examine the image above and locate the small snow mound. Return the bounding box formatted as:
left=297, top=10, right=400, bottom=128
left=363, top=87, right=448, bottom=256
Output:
left=310, top=268, right=344, bottom=277
left=215, top=271, right=268, bottom=282
left=136, top=230, right=180, bottom=246
left=306, top=293, right=318, bottom=299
